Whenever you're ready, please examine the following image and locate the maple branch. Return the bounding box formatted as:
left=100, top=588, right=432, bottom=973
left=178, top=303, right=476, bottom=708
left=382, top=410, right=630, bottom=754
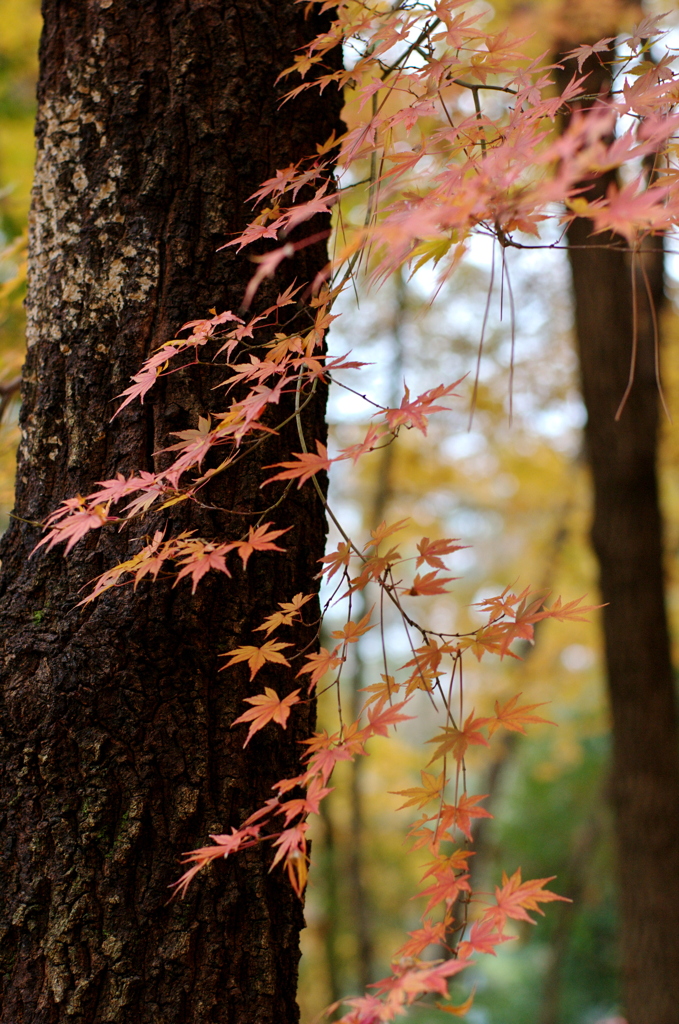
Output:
left=378, top=16, right=442, bottom=81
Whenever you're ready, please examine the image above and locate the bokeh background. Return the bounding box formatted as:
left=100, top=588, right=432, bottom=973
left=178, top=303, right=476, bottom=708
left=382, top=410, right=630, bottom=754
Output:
left=1, top=3, right=677, bottom=1022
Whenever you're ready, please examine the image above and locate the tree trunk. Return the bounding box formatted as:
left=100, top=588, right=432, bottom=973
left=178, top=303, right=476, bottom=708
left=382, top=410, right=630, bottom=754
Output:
left=557, top=52, right=679, bottom=1024
left=0, top=3, right=341, bottom=1023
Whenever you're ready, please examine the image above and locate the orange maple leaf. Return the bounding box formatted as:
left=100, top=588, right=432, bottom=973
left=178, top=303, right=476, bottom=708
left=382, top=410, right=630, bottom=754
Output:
left=463, top=624, right=522, bottom=662
left=407, top=818, right=439, bottom=853
left=440, top=793, right=492, bottom=841
left=473, top=583, right=523, bottom=620
left=426, top=712, right=491, bottom=763
left=318, top=540, right=352, bottom=579
left=271, top=823, right=309, bottom=896
left=234, top=522, right=290, bottom=568
left=363, top=518, right=411, bottom=549
left=339, top=422, right=385, bottom=463
left=348, top=548, right=402, bottom=592
left=416, top=536, right=466, bottom=569
left=540, top=595, right=602, bottom=623
left=367, top=700, right=413, bottom=737
left=492, top=868, right=571, bottom=927
left=564, top=37, right=615, bottom=70
left=231, top=687, right=301, bottom=746
left=255, top=591, right=313, bottom=636
left=487, top=693, right=555, bottom=737
left=421, top=849, right=475, bottom=879
left=171, top=843, right=232, bottom=899
left=171, top=824, right=260, bottom=899
left=400, top=639, right=457, bottom=693
left=397, top=918, right=448, bottom=959
left=263, top=439, right=332, bottom=487
left=296, top=645, right=344, bottom=690
left=305, top=741, right=354, bottom=781
left=278, top=776, right=333, bottom=825
left=457, top=917, right=513, bottom=958
left=402, top=640, right=449, bottom=676
left=361, top=673, right=399, bottom=708
left=220, top=639, right=292, bottom=680
left=408, top=571, right=457, bottom=596
left=417, top=866, right=471, bottom=914
left=436, top=988, right=476, bottom=1017
left=112, top=345, right=181, bottom=418
left=331, top=608, right=374, bottom=643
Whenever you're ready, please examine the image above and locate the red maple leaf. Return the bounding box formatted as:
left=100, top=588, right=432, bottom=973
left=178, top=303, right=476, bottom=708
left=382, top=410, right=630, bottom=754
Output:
left=113, top=344, right=179, bottom=417
left=384, top=381, right=461, bottom=435
left=34, top=503, right=110, bottom=555
left=174, top=541, right=233, bottom=593
left=171, top=824, right=261, bottom=899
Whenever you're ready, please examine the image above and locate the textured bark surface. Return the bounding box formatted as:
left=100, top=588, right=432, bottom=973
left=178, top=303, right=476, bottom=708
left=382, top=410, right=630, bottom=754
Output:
left=0, top=3, right=341, bottom=1022
left=558, top=52, right=679, bottom=1024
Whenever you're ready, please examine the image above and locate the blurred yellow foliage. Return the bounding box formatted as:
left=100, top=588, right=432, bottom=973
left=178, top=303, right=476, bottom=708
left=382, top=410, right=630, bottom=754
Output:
left=0, top=0, right=40, bottom=530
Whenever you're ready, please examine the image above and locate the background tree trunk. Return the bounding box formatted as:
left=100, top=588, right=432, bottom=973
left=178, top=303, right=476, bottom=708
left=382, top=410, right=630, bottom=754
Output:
left=0, top=3, right=341, bottom=1022
left=557, top=50, right=679, bottom=1024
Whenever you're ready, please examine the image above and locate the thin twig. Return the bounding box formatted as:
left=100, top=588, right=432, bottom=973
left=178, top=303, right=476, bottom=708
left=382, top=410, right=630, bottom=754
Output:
left=0, top=375, right=20, bottom=423
left=640, top=249, right=672, bottom=423
left=615, top=248, right=639, bottom=421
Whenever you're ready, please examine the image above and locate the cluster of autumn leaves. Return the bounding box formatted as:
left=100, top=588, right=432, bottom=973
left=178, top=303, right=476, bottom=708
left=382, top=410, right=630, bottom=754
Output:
left=174, top=527, right=589, bottom=1021
left=32, top=0, right=679, bottom=1019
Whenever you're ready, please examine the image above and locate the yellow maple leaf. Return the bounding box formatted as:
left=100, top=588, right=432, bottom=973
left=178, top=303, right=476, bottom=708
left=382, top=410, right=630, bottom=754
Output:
left=436, top=988, right=476, bottom=1016
left=392, top=770, right=444, bottom=810
left=220, top=640, right=292, bottom=680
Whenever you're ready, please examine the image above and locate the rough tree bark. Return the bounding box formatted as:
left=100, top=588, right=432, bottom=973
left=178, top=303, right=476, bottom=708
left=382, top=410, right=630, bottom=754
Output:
left=556, top=49, right=679, bottom=1024
left=0, top=3, right=341, bottom=1022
